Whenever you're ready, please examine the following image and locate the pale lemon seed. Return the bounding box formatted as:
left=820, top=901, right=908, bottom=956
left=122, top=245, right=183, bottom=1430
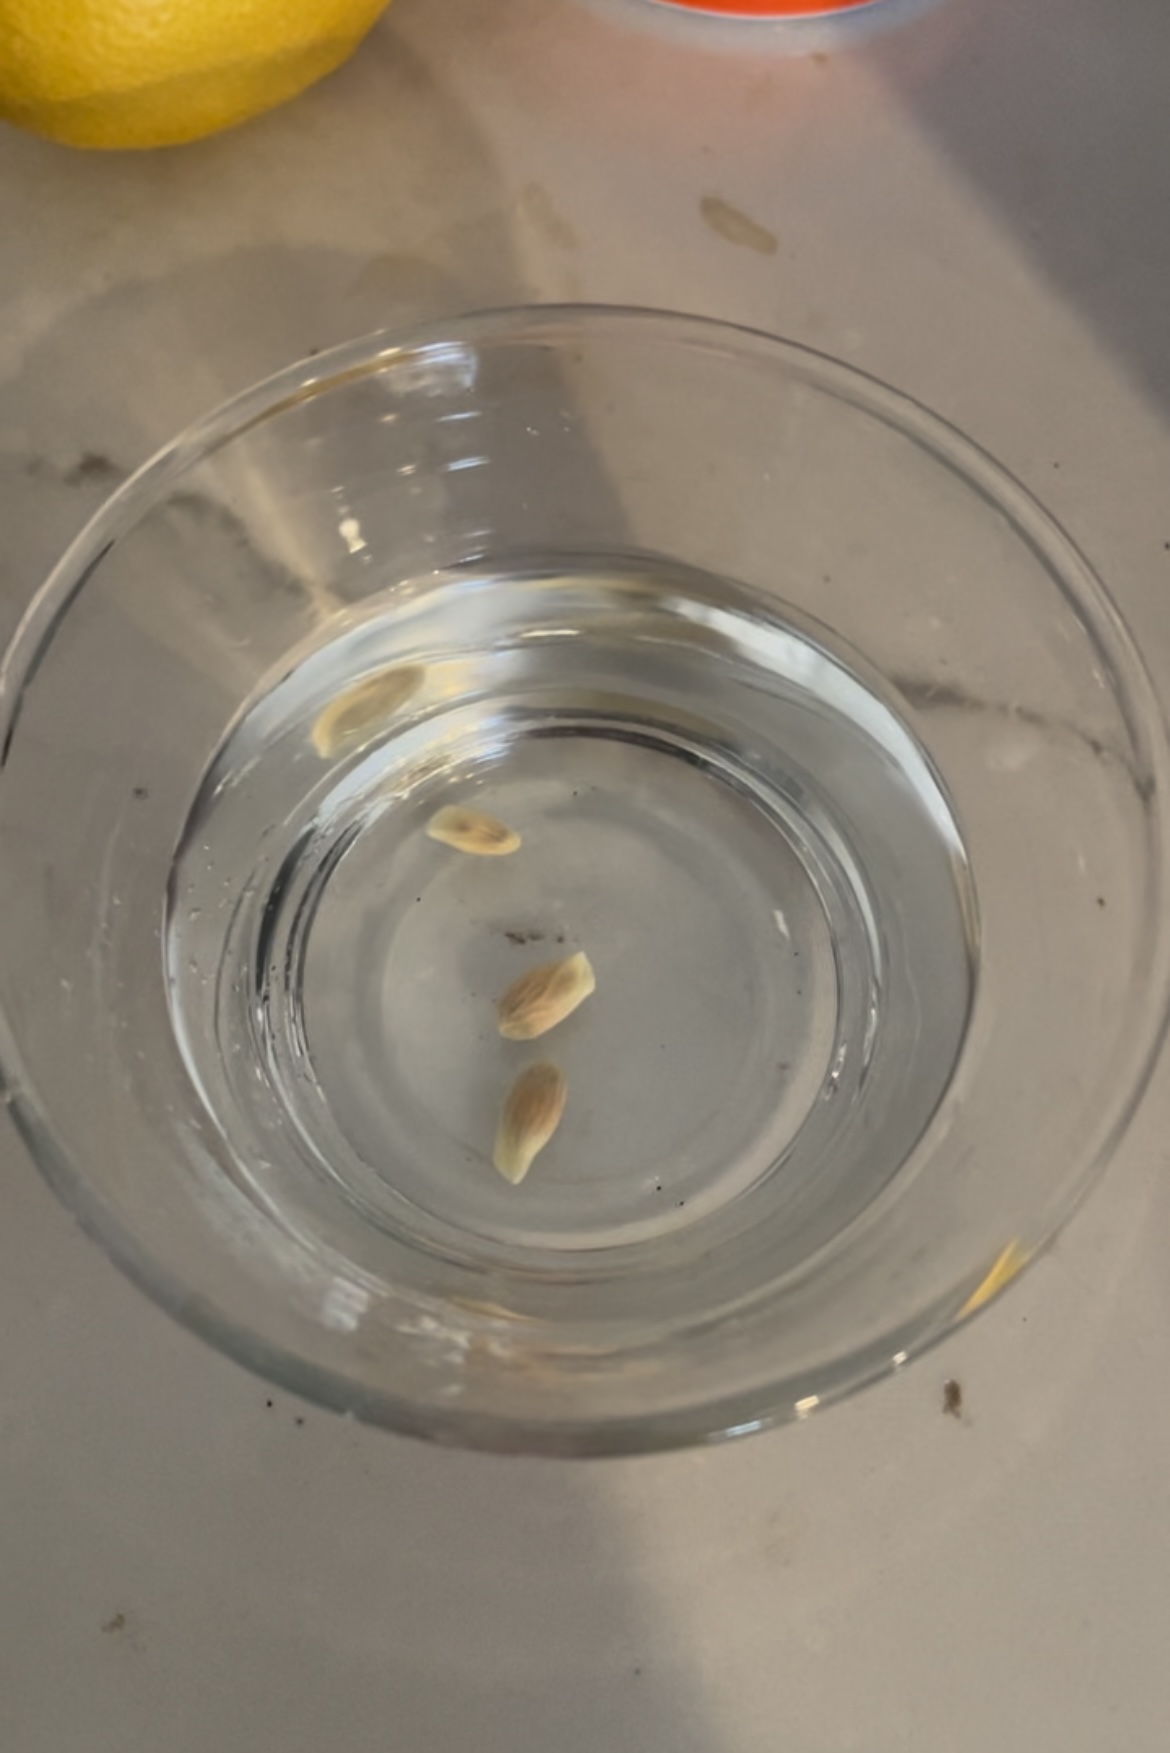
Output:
left=311, top=665, right=424, bottom=758
left=958, top=1239, right=1032, bottom=1319
left=425, top=804, right=521, bottom=857
left=497, top=950, right=596, bottom=1041
left=493, top=1062, right=568, bottom=1185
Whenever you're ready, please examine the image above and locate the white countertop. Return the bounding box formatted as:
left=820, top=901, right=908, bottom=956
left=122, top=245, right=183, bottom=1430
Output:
left=3, top=1, right=1170, bottom=1746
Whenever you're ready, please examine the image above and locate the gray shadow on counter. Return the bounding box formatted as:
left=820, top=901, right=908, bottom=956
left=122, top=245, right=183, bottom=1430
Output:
left=0, top=1145, right=715, bottom=1753
left=866, top=0, right=1170, bottom=412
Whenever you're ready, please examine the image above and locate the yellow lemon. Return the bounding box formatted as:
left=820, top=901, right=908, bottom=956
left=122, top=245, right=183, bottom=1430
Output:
left=0, top=0, right=391, bottom=150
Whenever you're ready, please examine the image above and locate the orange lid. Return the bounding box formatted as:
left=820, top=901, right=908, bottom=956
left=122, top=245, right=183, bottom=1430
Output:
left=649, top=0, right=874, bottom=14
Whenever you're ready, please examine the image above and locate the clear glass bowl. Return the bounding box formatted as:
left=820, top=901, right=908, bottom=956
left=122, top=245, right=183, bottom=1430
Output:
left=1, top=307, right=1167, bottom=1455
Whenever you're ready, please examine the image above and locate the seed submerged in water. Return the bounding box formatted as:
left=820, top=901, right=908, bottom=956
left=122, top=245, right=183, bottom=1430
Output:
left=310, top=664, right=424, bottom=758
left=426, top=805, right=521, bottom=857
left=497, top=950, right=596, bottom=1040
left=493, top=1062, right=568, bottom=1185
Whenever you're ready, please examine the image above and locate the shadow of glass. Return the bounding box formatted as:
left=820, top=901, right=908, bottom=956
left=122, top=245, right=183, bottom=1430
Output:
left=0, top=26, right=722, bottom=1753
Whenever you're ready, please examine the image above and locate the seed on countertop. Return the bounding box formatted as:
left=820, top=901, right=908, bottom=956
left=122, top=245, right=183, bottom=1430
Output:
left=311, top=665, right=424, bottom=757
left=497, top=950, right=595, bottom=1040
left=425, top=804, right=521, bottom=857
left=493, top=1062, right=567, bottom=1185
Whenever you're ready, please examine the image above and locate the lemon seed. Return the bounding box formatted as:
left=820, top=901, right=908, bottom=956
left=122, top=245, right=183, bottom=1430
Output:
left=497, top=950, right=595, bottom=1041
left=426, top=805, right=521, bottom=857
left=958, top=1239, right=1031, bottom=1319
left=311, top=665, right=424, bottom=758
left=493, top=1062, right=567, bottom=1185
